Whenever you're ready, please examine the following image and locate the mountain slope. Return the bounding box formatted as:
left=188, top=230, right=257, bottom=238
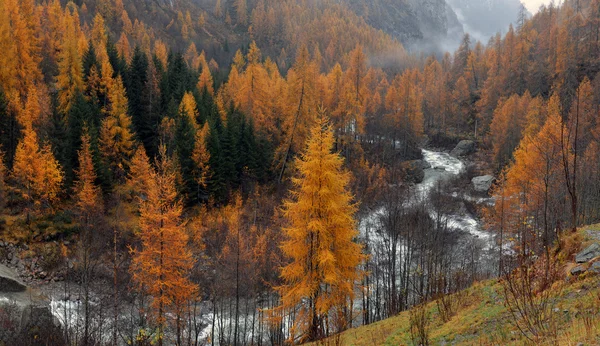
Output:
left=319, top=225, right=600, bottom=345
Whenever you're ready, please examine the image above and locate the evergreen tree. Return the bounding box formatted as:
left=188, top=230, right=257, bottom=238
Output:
left=0, top=88, right=19, bottom=169
left=174, top=101, right=198, bottom=204
left=126, top=46, right=158, bottom=157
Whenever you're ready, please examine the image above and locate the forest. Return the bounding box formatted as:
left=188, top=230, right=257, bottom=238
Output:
left=1, top=0, right=600, bottom=345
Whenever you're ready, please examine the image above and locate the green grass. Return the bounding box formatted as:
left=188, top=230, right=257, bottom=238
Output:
left=317, top=226, right=600, bottom=346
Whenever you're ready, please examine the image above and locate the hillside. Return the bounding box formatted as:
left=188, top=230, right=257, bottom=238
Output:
left=2, top=0, right=600, bottom=345
left=319, top=225, right=600, bottom=345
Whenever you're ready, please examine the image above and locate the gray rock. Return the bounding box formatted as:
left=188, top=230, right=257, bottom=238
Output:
left=589, top=261, right=600, bottom=274
left=576, top=243, right=600, bottom=263
left=0, top=264, right=26, bottom=292
left=571, top=265, right=586, bottom=276
left=450, top=140, right=476, bottom=157
left=472, top=175, right=495, bottom=193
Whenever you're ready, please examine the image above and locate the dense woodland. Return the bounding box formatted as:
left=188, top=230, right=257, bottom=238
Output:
left=2, top=0, right=600, bottom=345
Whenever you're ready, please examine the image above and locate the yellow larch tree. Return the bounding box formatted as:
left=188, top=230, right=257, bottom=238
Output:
left=117, top=32, right=132, bottom=64
left=385, top=69, right=424, bottom=144
left=130, top=146, right=197, bottom=346
left=100, top=76, right=135, bottom=182
left=75, top=129, right=102, bottom=216
left=235, top=0, right=248, bottom=25
left=197, top=51, right=215, bottom=95
left=277, top=114, right=364, bottom=342
left=179, top=91, right=199, bottom=129
left=154, top=40, right=168, bottom=69
left=0, top=0, right=41, bottom=111
left=278, top=45, right=320, bottom=180
left=56, top=5, right=84, bottom=114
left=191, top=122, right=211, bottom=201
left=127, top=145, right=153, bottom=198
left=12, top=123, right=63, bottom=217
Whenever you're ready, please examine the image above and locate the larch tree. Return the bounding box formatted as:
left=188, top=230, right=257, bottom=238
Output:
left=100, top=75, right=135, bottom=183
left=130, top=146, right=197, bottom=346
left=56, top=5, right=84, bottom=114
left=179, top=91, right=199, bottom=129
left=235, top=0, right=248, bottom=26
left=12, top=123, right=63, bottom=221
left=75, top=129, right=102, bottom=217
left=192, top=122, right=211, bottom=202
left=4, top=0, right=42, bottom=109
left=277, top=114, right=364, bottom=342
left=197, top=53, right=215, bottom=95
left=74, top=128, right=103, bottom=346
left=278, top=45, right=319, bottom=181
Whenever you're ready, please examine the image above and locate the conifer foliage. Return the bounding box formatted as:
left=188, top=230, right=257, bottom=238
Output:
left=129, top=146, right=197, bottom=345
left=278, top=113, right=364, bottom=342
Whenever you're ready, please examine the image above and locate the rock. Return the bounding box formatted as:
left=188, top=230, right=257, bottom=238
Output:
left=571, top=265, right=586, bottom=276
left=589, top=261, right=600, bottom=274
left=401, top=160, right=426, bottom=183
left=472, top=175, right=495, bottom=193
left=450, top=140, right=476, bottom=157
left=0, top=264, right=27, bottom=292
left=576, top=243, right=600, bottom=263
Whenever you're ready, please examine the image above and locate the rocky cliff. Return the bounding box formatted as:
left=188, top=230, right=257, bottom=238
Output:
left=344, top=0, right=464, bottom=52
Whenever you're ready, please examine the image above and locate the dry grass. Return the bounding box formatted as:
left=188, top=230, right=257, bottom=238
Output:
left=315, top=225, right=600, bottom=346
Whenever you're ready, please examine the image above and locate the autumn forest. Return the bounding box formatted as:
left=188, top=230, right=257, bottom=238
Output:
left=1, top=0, right=600, bottom=345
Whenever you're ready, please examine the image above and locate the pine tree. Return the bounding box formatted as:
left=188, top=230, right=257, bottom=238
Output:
left=277, top=113, right=364, bottom=342
left=130, top=146, right=197, bottom=346
left=126, top=46, right=158, bottom=157
left=0, top=89, right=19, bottom=168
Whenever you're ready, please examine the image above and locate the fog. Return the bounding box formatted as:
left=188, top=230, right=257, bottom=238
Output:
left=446, top=0, right=528, bottom=43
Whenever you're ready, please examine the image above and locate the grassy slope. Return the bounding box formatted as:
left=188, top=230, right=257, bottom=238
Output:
left=323, top=225, right=600, bottom=346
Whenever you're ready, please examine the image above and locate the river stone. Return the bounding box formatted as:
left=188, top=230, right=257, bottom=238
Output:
left=472, top=175, right=495, bottom=193
left=450, top=140, right=476, bottom=157
left=571, top=265, right=586, bottom=276
left=0, top=264, right=26, bottom=292
left=576, top=243, right=600, bottom=263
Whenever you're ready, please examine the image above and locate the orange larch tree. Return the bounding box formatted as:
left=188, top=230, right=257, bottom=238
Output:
left=130, top=146, right=197, bottom=346
left=100, top=76, right=135, bottom=182
left=277, top=113, right=364, bottom=342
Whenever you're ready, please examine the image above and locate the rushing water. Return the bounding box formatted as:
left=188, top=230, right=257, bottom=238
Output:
left=362, top=149, right=493, bottom=245
left=420, top=149, right=493, bottom=243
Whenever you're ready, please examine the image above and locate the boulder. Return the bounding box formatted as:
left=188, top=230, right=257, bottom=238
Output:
left=575, top=243, right=600, bottom=263
left=590, top=261, right=600, bottom=274
left=0, top=264, right=26, bottom=292
left=401, top=160, right=426, bottom=184
left=0, top=265, right=63, bottom=345
left=570, top=265, right=586, bottom=276
left=450, top=140, right=476, bottom=157
left=472, top=175, right=495, bottom=193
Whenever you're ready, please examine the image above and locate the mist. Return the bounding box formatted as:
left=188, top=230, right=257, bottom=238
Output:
left=446, top=0, right=528, bottom=43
